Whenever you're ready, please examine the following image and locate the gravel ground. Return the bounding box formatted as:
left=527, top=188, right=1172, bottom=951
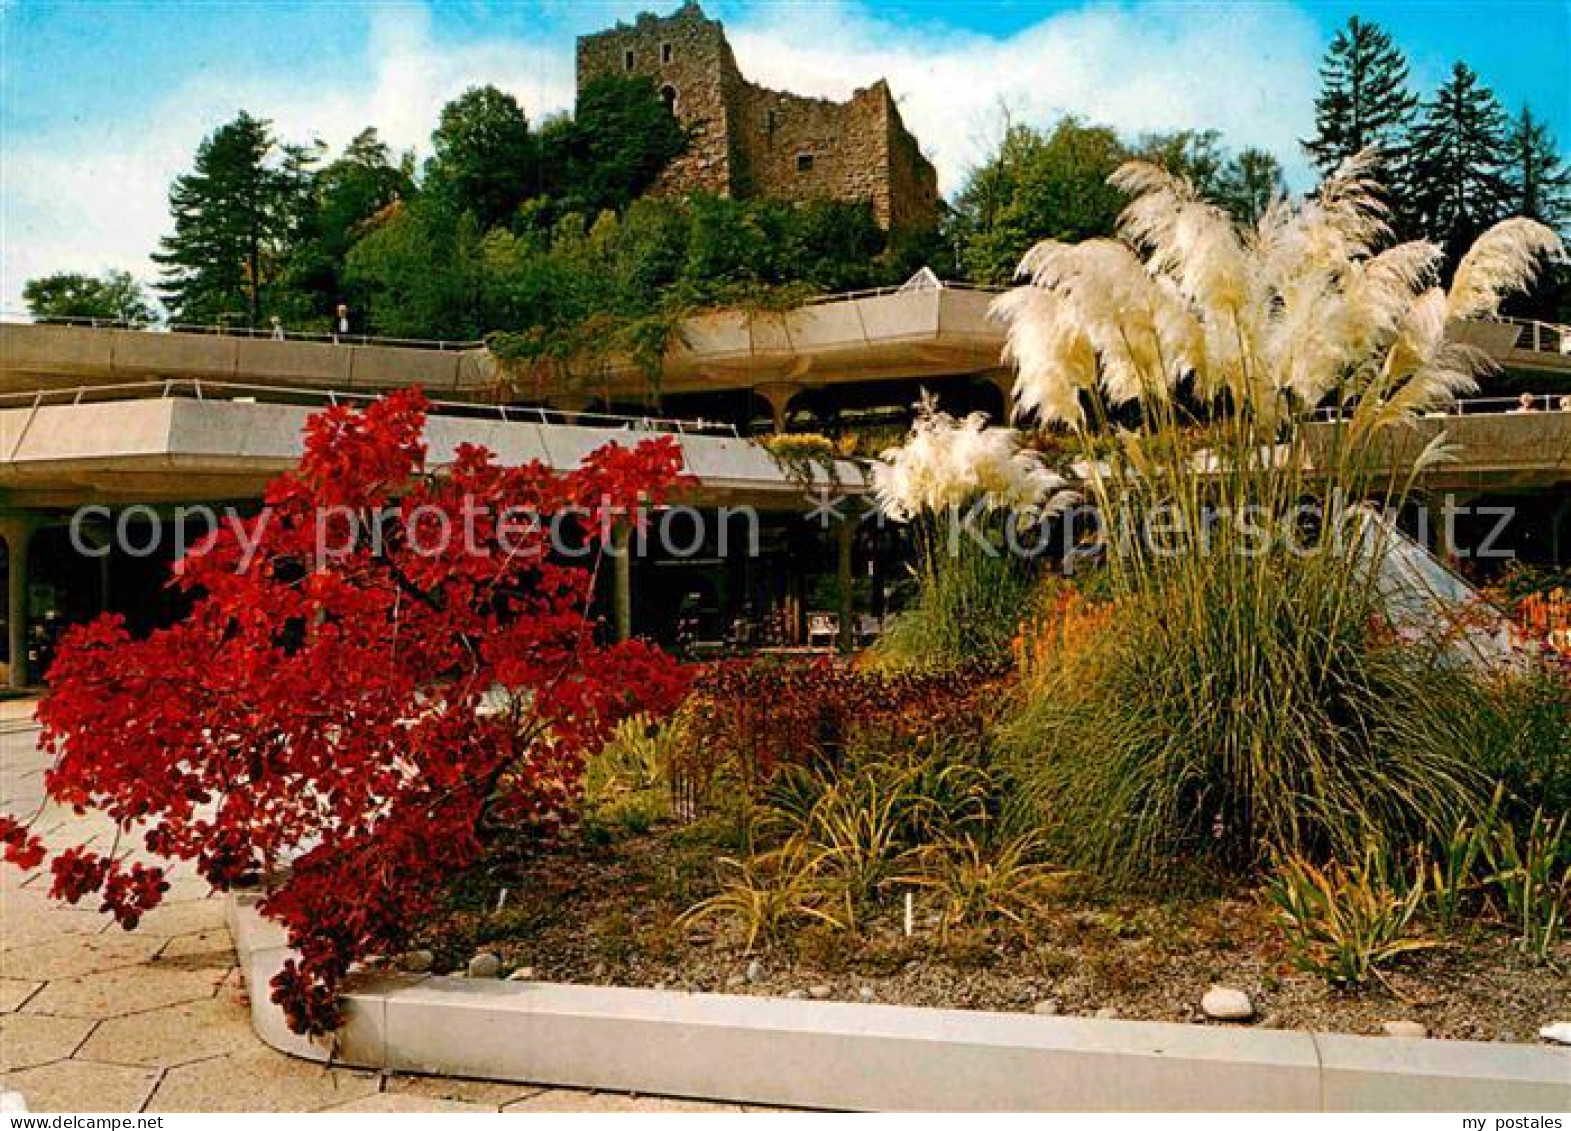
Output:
left=404, top=823, right=1569, bottom=1043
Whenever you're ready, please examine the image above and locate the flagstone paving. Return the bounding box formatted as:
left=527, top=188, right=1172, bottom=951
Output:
left=0, top=710, right=743, bottom=1113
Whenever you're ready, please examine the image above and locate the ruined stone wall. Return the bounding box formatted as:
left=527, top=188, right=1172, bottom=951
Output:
left=883, top=98, right=942, bottom=233
left=575, top=3, right=939, bottom=231
left=731, top=81, right=879, bottom=223
left=729, top=80, right=938, bottom=231
left=576, top=2, right=741, bottom=197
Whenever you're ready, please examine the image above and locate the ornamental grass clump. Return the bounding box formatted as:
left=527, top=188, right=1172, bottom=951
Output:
left=990, top=153, right=1562, bottom=878
left=871, top=394, right=1075, bottom=667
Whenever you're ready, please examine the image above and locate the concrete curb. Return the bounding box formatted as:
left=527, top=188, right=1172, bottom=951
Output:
left=228, top=895, right=1569, bottom=1112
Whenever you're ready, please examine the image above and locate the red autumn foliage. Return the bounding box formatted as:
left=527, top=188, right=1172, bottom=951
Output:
left=8, top=389, right=691, bottom=1034
left=676, top=658, right=1006, bottom=807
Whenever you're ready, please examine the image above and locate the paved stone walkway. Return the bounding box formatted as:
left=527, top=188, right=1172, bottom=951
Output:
left=0, top=710, right=742, bottom=1113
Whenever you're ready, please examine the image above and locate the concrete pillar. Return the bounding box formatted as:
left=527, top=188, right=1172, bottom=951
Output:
left=1551, top=497, right=1571, bottom=566
left=835, top=520, right=855, bottom=655
left=0, top=517, right=41, bottom=690
left=984, top=371, right=1017, bottom=424
left=870, top=523, right=887, bottom=622
left=72, top=519, right=115, bottom=614
left=783, top=529, right=806, bottom=645
left=754, top=383, right=802, bottom=434
left=611, top=522, right=633, bottom=642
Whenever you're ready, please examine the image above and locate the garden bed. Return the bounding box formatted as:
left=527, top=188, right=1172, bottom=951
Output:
left=398, top=819, right=1568, bottom=1044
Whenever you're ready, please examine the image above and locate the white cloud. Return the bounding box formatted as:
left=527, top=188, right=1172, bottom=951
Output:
left=2, top=0, right=1323, bottom=316
left=2, top=5, right=572, bottom=315
left=722, top=0, right=1322, bottom=195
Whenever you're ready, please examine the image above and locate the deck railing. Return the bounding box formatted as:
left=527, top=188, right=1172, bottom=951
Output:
left=0, top=379, right=739, bottom=436
left=1312, top=393, right=1571, bottom=421
left=801, top=279, right=1007, bottom=305
left=1, top=311, right=483, bottom=352
left=1489, top=315, right=1571, bottom=355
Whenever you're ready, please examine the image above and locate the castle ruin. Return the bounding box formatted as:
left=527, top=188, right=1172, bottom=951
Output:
left=576, top=2, right=940, bottom=231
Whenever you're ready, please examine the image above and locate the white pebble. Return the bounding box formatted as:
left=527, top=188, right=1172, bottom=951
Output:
left=1200, top=985, right=1254, bottom=1021
left=1382, top=1020, right=1428, bottom=1039
left=1539, top=1022, right=1571, bottom=1045
left=467, top=952, right=501, bottom=979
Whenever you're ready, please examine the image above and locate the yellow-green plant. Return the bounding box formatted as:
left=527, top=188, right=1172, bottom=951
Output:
left=690, top=740, right=1042, bottom=941
left=1481, top=807, right=1569, bottom=962
left=804, top=768, right=925, bottom=915
left=1427, top=789, right=1501, bottom=933
left=759, top=432, right=845, bottom=492
left=584, top=712, right=683, bottom=829
left=678, top=843, right=847, bottom=952
left=905, top=832, right=1069, bottom=936
left=1268, top=845, right=1438, bottom=986
left=589, top=713, right=678, bottom=792
left=993, top=154, right=1561, bottom=875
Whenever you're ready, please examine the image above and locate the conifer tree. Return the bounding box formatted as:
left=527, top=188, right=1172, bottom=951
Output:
left=1501, top=106, right=1570, bottom=320
left=1303, top=17, right=1417, bottom=180
left=1406, top=63, right=1512, bottom=260
left=1503, top=105, right=1570, bottom=231
left=153, top=112, right=315, bottom=325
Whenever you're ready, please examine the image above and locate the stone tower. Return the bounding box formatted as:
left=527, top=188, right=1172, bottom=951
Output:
left=576, top=2, right=940, bottom=231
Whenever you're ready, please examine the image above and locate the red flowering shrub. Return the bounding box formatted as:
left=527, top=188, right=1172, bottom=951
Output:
left=7, top=389, right=691, bottom=1034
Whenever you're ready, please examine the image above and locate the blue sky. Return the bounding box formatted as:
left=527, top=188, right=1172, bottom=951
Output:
left=3, top=1, right=1567, bottom=313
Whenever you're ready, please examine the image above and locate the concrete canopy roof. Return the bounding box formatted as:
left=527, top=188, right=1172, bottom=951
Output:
left=4, top=290, right=1565, bottom=409
left=0, top=323, right=493, bottom=397
left=542, top=285, right=1010, bottom=399
left=1, top=287, right=1011, bottom=404
left=1302, top=412, right=1571, bottom=493
left=0, top=398, right=864, bottom=511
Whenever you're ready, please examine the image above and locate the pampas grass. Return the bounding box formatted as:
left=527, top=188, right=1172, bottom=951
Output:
left=990, top=152, right=1561, bottom=877
left=872, top=393, right=1071, bottom=522
left=871, top=394, right=1074, bottom=670
left=996, top=152, right=1561, bottom=437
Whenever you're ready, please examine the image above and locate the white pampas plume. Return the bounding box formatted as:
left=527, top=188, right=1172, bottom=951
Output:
left=873, top=394, right=1068, bottom=522
left=991, top=145, right=1554, bottom=432
left=990, top=287, right=1094, bottom=426
left=1111, top=159, right=1247, bottom=318
left=1309, top=149, right=1391, bottom=259
left=1447, top=218, right=1564, bottom=321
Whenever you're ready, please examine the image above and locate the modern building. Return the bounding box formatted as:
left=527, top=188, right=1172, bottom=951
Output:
left=2, top=290, right=1569, bottom=690
left=0, top=321, right=877, bottom=689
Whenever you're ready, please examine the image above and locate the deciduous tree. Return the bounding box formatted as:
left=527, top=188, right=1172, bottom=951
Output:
left=22, top=270, right=155, bottom=323
left=2, top=390, right=691, bottom=1034
left=949, top=118, right=1129, bottom=284
left=284, top=128, right=415, bottom=324
left=545, top=74, right=689, bottom=216
left=424, top=86, right=537, bottom=232
left=1216, top=148, right=1287, bottom=227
